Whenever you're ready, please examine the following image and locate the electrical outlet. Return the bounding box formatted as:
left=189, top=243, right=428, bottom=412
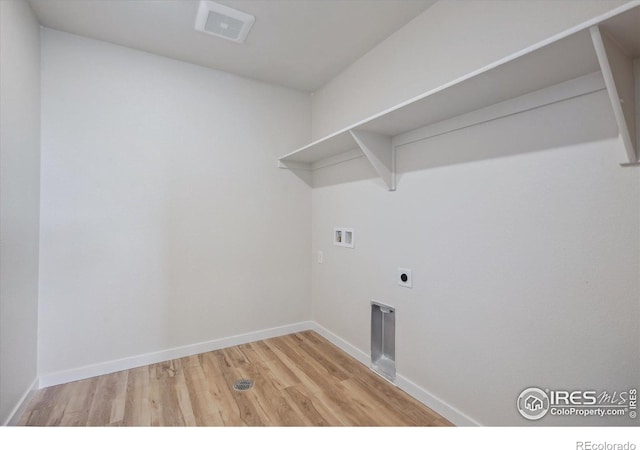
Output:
left=398, top=268, right=412, bottom=288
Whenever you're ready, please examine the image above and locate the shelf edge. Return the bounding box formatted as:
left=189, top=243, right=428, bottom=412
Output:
left=279, top=1, right=639, bottom=165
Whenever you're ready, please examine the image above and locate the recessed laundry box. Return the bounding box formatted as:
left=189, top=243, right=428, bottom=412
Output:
left=371, top=301, right=396, bottom=382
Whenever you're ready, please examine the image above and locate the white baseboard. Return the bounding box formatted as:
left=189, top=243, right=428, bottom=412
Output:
left=39, top=321, right=314, bottom=388
left=36, top=319, right=480, bottom=426
left=310, top=322, right=481, bottom=426
left=310, top=322, right=370, bottom=367
left=395, top=375, right=481, bottom=426
left=3, top=377, right=39, bottom=426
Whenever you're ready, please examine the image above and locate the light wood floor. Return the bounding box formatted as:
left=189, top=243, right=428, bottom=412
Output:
left=18, top=331, right=452, bottom=426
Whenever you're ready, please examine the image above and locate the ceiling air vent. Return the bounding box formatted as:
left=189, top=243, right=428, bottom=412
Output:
left=195, top=1, right=255, bottom=44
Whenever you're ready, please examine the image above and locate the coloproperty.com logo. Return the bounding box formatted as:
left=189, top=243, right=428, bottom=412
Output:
left=517, top=387, right=637, bottom=421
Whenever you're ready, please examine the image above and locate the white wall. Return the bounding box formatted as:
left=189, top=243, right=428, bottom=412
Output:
left=0, top=0, right=41, bottom=425
left=14, top=0, right=640, bottom=428
left=310, top=0, right=639, bottom=426
left=312, top=90, right=639, bottom=426
left=38, top=29, right=311, bottom=377
left=311, top=0, right=630, bottom=139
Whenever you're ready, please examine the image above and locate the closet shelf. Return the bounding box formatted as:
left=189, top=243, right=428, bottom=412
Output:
left=279, top=2, right=640, bottom=189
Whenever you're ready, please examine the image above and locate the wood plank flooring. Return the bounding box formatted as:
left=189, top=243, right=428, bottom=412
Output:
left=18, top=331, right=452, bottom=426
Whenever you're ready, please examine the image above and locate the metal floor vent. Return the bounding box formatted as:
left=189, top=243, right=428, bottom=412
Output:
left=233, top=378, right=254, bottom=391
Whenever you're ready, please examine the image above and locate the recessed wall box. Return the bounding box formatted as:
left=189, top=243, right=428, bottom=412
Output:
left=371, top=301, right=395, bottom=382
left=333, top=227, right=354, bottom=248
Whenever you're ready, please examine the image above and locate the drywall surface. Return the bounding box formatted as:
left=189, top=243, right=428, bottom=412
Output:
left=311, top=0, right=631, bottom=139
left=38, top=29, right=311, bottom=376
left=311, top=90, right=640, bottom=425
left=0, top=0, right=41, bottom=424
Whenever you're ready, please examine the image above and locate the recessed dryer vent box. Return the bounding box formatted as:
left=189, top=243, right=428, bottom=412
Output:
left=333, top=228, right=354, bottom=248
left=371, top=301, right=395, bottom=382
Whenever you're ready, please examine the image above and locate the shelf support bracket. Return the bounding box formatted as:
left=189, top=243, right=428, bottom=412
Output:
left=590, top=25, right=638, bottom=165
left=350, top=130, right=396, bottom=191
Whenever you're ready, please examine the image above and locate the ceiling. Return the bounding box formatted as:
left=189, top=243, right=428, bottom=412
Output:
left=28, top=0, right=435, bottom=92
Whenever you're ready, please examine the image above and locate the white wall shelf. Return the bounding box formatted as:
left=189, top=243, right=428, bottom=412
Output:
left=278, top=2, right=640, bottom=189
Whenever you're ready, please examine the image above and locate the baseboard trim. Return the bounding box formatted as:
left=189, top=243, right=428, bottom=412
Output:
left=395, top=375, right=482, bottom=426
left=36, top=319, right=480, bottom=426
left=3, top=377, right=39, bottom=426
left=39, top=321, right=314, bottom=388
left=310, top=322, right=480, bottom=426
left=310, top=322, right=370, bottom=367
